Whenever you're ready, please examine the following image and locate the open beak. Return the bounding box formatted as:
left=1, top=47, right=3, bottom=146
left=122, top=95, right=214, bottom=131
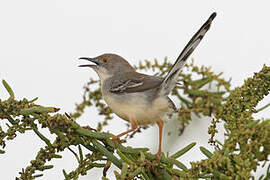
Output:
left=78, top=57, right=99, bottom=68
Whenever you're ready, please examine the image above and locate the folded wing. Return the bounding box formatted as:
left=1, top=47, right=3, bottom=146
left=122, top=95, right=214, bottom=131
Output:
left=109, top=71, right=163, bottom=94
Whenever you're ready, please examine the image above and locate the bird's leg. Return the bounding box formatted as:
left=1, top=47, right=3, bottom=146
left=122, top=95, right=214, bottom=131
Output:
left=156, top=120, right=164, bottom=160
left=112, top=118, right=138, bottom=145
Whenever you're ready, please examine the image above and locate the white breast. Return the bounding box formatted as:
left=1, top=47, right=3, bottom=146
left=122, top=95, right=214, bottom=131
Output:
left=103, top=92, right=171, bottom=125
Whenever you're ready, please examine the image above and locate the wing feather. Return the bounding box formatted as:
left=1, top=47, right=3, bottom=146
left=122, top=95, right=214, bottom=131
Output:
left=109, top=72, right=163, bottom=94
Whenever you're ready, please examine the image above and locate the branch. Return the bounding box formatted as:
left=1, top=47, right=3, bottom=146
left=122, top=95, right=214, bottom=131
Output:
left=1, top=59, right=269, bottom=179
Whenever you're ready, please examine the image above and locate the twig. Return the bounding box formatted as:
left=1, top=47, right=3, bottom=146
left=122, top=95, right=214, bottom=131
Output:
left=256, top=102, right=270, bottom=113
left=32, top=124, right=52, bottom=147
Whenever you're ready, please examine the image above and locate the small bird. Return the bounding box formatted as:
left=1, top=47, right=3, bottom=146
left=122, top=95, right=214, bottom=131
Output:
left=79, top=12, right=216, bottom=159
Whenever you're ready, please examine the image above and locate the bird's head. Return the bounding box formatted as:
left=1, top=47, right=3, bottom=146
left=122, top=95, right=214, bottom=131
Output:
left=79, top=53, right=135, bottom=80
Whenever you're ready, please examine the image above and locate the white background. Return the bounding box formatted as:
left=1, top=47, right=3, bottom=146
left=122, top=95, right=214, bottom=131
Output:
left=0, top=0, right=269, bottom=179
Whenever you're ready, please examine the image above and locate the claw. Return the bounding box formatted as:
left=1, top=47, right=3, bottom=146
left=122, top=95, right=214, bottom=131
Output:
left=112, top=137, right=120, bottom=145
left=156, top=150, right=162, bottom=161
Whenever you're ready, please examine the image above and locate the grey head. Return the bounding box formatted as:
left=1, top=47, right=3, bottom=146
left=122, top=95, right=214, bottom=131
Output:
left=79, top=53, right=135, bottom=80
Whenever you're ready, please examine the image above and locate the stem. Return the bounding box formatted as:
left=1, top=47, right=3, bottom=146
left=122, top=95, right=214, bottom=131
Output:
left=1, top=114, right=17, bottom=125
left=72, top=122, right=112, bottom=139
left=68, top=147, right=80, bottom=163
left=92, top=139, right=123, bottom=169
left=256, top=102, right=270, bottom=113
left=32, top=124, right=52, bottom=147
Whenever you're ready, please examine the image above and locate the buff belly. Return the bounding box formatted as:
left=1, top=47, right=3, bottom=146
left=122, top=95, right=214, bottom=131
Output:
left=103, top=92, right=172, bottom=125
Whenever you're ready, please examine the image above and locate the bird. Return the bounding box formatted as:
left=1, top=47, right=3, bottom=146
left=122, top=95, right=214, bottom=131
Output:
left=79, top=12, right=216, bottom=159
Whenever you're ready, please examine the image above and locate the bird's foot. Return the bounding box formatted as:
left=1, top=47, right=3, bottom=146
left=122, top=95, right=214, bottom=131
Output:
left=156, top=151, right=162, bottom=161
left=112, top=137, right=120, bottom=145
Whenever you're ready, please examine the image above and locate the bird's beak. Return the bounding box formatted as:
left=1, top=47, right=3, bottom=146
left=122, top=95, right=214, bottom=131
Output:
left=78, top=57, right=100, bottom=68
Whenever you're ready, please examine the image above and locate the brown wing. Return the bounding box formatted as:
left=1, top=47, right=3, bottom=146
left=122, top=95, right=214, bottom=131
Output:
left=109, top=71, right=163, bottom=94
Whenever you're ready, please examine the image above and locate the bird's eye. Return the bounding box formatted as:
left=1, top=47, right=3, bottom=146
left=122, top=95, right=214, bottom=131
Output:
left=102, top=58, right=108, bottom=64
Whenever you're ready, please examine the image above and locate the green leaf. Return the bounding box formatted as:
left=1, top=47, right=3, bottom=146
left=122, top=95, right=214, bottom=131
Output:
left=120, top=162, right=128, bottom=179
left=200, top=146, right=213, bottom=158
left=170, top=142, right=196, bottom=159
left=78, top=145, right=83, bottom=161
left=2, top=79, right=14, bottom=99
left=92, top=139, right=122, bottom=169
left=116, top=149, right=134, bottom=165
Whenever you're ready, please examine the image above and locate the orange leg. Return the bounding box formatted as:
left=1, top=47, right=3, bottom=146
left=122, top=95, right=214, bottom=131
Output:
left=156, top=120, right=164, bottom=160
left=112, top=118, right=138, bottom=145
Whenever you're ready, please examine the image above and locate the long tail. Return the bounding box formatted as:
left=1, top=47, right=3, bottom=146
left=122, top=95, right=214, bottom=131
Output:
left=158, top=12, right=217, bottom=96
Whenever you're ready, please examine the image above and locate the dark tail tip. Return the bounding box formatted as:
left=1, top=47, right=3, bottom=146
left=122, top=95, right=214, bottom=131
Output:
left=210, top=12, right=217, bottom=20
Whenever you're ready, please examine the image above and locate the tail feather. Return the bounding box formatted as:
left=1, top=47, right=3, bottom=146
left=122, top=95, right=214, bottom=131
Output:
left=158, top=12, right=217, bottom=96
